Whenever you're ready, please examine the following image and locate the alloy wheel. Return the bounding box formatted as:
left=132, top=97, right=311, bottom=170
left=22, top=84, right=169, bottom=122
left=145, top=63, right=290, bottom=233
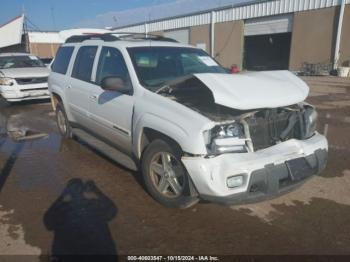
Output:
left=149, top=152, right=185, bottom=198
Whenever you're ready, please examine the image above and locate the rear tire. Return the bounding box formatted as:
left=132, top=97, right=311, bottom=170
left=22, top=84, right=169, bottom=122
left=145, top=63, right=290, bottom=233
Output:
left=56, top=102, right=72, bottom=139
left=141, top=139, right=198, bottom=208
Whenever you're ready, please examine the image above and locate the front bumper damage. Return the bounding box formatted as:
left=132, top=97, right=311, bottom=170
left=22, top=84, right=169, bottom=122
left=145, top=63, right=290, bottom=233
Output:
left=182, top=133, right=328, bottom=205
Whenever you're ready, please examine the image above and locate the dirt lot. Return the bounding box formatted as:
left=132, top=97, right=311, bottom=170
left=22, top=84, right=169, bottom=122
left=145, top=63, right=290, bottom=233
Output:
left=0, top=76, right=349, bottom=259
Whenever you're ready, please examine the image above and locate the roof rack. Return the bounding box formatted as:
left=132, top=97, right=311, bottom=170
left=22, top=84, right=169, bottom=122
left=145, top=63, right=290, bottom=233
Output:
left=114, top=32, right=178, bottom=43
left=65, top=34, right=118, bottom=43
left=65, top=32, right=178, bottom=44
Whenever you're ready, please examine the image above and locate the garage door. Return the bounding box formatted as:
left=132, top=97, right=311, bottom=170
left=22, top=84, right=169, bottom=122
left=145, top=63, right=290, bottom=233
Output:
left=164, top=29, right=189, bottom=44
left=244, top=14, right=293, bottom=36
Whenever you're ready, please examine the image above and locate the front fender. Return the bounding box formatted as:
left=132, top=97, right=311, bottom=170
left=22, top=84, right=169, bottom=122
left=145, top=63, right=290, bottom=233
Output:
left=133, top=113, right=189, bottom=159
left=133, top=113, right=208, bottom=159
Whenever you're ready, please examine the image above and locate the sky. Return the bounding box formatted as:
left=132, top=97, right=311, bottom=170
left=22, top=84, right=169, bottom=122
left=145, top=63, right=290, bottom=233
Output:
left=0, top=0, right=250, bottom=31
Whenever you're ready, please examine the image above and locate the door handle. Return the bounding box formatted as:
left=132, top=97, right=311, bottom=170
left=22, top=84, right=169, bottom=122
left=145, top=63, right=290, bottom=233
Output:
left=90, top=95, right=98, bottom=100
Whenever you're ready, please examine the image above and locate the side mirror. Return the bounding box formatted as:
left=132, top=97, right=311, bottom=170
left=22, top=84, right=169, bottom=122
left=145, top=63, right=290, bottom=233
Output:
left=101, top=76, right=131, bottom=94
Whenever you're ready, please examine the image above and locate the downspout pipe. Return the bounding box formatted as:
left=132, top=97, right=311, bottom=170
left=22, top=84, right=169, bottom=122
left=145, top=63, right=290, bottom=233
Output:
left=145, top=23, right=149, bottom=37
left=210, top=11, right=216, bottom=57
left=334, top=0, right=346, bottom=69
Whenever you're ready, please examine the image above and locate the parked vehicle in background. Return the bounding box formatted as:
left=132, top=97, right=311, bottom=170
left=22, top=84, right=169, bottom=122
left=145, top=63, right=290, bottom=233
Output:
left=49, top=33, right=328, bottom=209
left=0, top=53, right=50, bottom=103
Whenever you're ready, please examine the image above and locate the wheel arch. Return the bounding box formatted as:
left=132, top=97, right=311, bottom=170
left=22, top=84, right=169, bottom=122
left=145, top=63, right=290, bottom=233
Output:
left=133, top=114, right=189, bottom=160
left=50, top=92, right=62, bottom=111
left=138, top=127, right=184, bottom=161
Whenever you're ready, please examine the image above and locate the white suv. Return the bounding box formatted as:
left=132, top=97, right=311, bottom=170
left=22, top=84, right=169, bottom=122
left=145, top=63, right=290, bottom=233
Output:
left=48, top=33, right=328, bottom=208
left=0, top=53, right=50, bottom=102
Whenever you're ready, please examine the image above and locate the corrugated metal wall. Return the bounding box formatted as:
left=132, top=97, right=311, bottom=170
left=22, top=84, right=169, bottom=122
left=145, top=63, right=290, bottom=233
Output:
left=114, top=0, right=350, bottom=33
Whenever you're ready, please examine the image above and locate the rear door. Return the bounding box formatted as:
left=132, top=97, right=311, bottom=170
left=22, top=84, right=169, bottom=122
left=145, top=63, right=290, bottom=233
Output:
left=50, top=45, right=74, bottom=110
left=89, top=46, right=134, bottom=153
left=67, top=45, right=98, bottom=128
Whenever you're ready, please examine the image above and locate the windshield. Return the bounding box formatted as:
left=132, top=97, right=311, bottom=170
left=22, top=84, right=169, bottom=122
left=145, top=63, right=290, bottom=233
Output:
left=128, top=47, right=227, bottom=91
left=0, top=55, right=45, bottom=69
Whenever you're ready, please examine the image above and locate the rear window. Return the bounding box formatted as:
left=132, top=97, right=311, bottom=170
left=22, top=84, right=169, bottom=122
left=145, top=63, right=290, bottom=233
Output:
left=51, top=46, right=74, bottom=74
left=71, top=46, right=98, bottom=82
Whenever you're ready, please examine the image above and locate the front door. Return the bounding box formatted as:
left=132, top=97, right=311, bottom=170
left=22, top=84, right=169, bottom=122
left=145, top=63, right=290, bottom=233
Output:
left=89, top=46, right=134, bottom=153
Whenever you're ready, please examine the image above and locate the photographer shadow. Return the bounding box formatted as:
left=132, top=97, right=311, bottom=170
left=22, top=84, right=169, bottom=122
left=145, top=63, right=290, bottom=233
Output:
left=44, top=179, right=118, bottom=257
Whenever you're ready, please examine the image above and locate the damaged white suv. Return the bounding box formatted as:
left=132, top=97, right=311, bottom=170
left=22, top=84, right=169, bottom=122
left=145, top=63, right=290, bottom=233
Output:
left=49, top=33, right=328, bottom=208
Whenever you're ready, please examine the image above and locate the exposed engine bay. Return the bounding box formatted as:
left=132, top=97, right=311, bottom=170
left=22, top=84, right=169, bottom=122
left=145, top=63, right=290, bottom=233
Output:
left=241, top=105, right=314, bottom=151
left=158, top=75, right=317, bottom=153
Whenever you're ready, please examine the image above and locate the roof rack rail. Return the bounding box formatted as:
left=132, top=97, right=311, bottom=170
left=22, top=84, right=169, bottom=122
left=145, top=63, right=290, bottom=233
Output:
left=65, top=34, right=119, bottom=43
left=65, top=32, right=178, bottom=44
left=113, top=32, right=178, bottom=43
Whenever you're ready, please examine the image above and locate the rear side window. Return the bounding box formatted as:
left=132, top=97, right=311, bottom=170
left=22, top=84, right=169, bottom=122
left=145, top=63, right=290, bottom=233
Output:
left=51, top=46, right=74, bottom=74
left=72, top=46, right=98, bottom=82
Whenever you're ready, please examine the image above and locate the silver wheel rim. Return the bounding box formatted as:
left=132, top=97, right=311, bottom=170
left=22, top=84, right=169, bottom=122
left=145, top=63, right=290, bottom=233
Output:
left=57, top=110, right=67, bottom=135
left=149, top=152, right=185, bottom=198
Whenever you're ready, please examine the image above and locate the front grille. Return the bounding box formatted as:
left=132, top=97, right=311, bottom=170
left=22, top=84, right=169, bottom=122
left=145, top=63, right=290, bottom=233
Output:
left=15, top=77, right=48, bottom=85
left=246, top=109, right=302, bottom=151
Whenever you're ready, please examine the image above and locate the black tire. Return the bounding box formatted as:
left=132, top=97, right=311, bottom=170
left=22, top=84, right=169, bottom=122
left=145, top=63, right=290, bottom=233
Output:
left=141, top=139, right=198, bottom=208
left=56, top=102, right=72, bottom=139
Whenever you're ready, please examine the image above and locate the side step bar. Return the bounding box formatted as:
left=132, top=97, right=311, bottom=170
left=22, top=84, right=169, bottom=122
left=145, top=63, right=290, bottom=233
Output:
left=72, top=128, right=138, bottom=171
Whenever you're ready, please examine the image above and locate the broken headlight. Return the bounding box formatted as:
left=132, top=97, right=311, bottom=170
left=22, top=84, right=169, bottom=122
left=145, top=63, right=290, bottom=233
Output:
left=304, top=106, right=318, bottom=138
left=204, top=122, right=247, bottom=155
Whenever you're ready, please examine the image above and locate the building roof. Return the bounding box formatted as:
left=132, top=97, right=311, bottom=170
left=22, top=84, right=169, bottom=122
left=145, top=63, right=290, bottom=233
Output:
left=113, top=0, right=350, bottom=33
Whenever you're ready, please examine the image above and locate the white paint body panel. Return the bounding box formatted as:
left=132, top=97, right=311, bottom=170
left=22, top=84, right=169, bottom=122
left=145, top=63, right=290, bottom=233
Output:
left=182, top=133, right=328, bottom=197
left=194, top=71, right=309, bottom=110
left=0, top=67, right=49, bottom=79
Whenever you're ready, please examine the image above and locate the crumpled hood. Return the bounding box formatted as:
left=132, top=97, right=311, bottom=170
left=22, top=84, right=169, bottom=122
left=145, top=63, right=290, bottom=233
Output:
left=0, top=67, right=49, bottom=78
left=194, top=71, right=309, bottom=110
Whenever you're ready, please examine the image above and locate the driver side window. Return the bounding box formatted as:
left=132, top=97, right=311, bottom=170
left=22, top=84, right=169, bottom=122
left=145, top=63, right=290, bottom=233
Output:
left=96, top=47, right=131, bottom=87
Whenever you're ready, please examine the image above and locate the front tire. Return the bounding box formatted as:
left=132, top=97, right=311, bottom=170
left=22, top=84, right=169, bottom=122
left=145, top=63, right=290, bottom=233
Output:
left=56, top=102, right=72, bottom=139
left=142, top=139, right=198, bottom=208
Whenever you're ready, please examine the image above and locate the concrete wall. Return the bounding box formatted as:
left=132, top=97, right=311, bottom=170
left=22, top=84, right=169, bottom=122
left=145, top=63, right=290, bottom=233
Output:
left=29, top=43, right=60, bottom=58
left=289, top=7, right=338, bottom=70
left=214, top=21, right=244, bottom=69
left=339, top=5, right=350, bottom=66
left=189, top=25, right=210, bottom=53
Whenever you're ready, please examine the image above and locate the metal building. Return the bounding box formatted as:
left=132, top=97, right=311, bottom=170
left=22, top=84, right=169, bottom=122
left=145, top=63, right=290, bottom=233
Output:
left=113, top=0, right=350, bottom=71
left=0, top=15, right=64, bottom=59
left=0, top=15, right=113, bottom=59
